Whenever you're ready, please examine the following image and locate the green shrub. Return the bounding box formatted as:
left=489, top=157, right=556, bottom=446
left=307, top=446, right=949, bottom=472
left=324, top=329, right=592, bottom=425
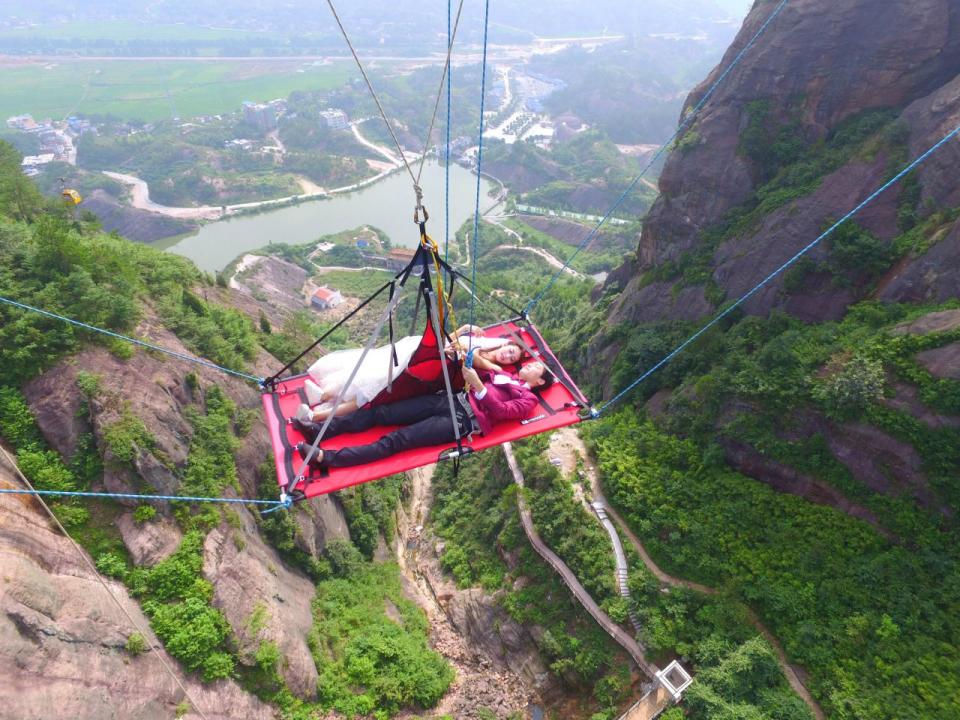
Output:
left=16, top=448, right=77, bottom=492
left=102, top=407, right=154, bottom=465
left=201, top=651, right=236, bottom=681
left=255, top=640, right=281, bottom=674
left=325, top=539, right=364, bottom=578
left=826, top=222, right=893, bottom=285
left=52, top=502, right=90, bottom=528
left=145, top=595, right=233, bottom=676
left=75, top=371, right=102, bottom=397
left=811, top=354, right=885, bottom=418
left=133, top=505, right=157, bottom=524
left=312, top=562, right=453, bottom=716
left=96, top=551, right=128, bottom=580
left=129, top=530, right=205, bottom=601
left=337, top=474, right=403, bottom=559
left=125, top=632, right=148, bottom=655
left=179, top=386, right=239, bottom=498
left=0, top=386, right=44, bottom=449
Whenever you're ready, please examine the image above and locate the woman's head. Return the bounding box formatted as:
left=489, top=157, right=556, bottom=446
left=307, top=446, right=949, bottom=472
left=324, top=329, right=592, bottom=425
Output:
left=491, top=343, right=522, bottom=366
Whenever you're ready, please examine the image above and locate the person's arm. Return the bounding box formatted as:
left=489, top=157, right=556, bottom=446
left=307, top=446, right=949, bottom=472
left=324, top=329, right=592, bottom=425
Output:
left=464, top=368, right=536, bottom=420
left=470, top=352, right=501, bottom=373
left=481, top=386, right=537, bottom=421
left=455, top=324, right=484, bottom=337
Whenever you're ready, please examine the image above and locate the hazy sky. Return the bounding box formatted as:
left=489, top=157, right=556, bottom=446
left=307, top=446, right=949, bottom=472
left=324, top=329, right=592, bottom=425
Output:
left=0, top=0, right=755, bottom=46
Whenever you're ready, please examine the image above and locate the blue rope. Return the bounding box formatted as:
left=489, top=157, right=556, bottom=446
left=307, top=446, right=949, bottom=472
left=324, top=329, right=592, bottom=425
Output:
left=469, top=0, right=492, bottom=352
left=598, top=121, right=960, bottom=414
left=444, top=0, right=452, bottom=264
left=0, top=487, right=286, bottom=509
left=0, top=295, right=264, bottom=385
left=524, top=0, right=791, bottom=315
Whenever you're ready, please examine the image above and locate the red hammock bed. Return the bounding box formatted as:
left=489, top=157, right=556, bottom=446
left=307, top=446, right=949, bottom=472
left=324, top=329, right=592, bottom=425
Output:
left=261, top=318, right=587, bottom=500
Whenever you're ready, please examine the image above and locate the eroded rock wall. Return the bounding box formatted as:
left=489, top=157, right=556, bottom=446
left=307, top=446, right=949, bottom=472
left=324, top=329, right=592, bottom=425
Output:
left=602, top=0, right=960, bottom=330
left=0, top=461, right=275, bottom=720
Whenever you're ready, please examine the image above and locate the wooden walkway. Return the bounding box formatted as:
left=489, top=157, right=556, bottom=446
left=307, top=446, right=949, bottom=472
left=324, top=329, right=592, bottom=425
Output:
left=619, top=685, right=672, bottom=720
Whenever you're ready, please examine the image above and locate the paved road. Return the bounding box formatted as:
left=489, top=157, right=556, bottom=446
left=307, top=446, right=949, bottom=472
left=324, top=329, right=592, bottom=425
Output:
left=351, top=119, right=402, bottom=167
left=502, top=442, right=658, bottom=679
left=488, top=242, right=586, bottom=280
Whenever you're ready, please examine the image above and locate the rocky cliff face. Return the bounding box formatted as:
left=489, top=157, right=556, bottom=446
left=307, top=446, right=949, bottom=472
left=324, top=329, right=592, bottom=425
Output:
left=588, top=0, right=960, bottom=519
left=603, top=0, right=960, bottom=330
left=0, top=460, right=275, bottom=720
left=14, top=299, right=352, bottom=708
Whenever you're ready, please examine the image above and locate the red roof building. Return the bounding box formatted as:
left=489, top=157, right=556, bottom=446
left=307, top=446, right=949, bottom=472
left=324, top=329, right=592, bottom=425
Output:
left=311, top=286, right=343, bottom=310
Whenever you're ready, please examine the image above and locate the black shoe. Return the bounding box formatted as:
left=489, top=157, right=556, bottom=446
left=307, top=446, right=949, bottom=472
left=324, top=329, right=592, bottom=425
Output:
left=296, top=442, right=325, bottom=470
left=291, top=417, right=320, bottom=443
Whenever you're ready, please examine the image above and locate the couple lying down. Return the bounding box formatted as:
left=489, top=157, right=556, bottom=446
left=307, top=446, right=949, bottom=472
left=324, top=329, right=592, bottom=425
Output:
left=299, top=323, right=525, bottom=421
left=288, top=323, right=552, bottom=473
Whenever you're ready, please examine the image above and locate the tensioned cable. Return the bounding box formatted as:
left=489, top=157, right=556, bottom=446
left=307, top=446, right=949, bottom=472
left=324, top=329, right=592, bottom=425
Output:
left=0, top=445, right=212, bottom=720
left=524, top=0, right=791, bottom=314
left=598, top=120, right=960, bottom=414
left=0, top=487, right=285, bottom=509
left=468, top=0, right=492, bottom=353
left=0, top=295, right=263, bottom=384
left=323, top=0, right=418, bottom=189
left=444, top=0, right=454, bottom=262
left=416, top=0, right=466, bottom=188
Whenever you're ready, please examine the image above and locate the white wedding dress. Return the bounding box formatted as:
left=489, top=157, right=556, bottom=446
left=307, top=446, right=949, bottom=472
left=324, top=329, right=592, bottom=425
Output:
left=306, top=333, right=506, bottom=407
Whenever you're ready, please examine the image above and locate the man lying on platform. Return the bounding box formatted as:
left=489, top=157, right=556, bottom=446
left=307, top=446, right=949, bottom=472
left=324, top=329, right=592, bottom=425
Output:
left=289, top=361, right=553, bottom=469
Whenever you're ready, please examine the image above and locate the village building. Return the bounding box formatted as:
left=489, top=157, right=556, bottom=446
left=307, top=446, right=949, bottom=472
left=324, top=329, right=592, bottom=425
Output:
left=320, top=108, right=349, bottom=131
left=311, top=286, right=343, bottom=310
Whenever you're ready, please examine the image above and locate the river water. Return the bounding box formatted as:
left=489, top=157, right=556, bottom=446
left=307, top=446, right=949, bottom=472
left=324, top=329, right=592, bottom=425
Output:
left=158, top=162, right=498, bottom=273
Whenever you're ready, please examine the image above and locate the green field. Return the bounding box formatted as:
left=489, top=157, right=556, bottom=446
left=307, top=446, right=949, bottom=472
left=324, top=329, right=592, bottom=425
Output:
left=0, top=60, right=353, bottom=122
left=313, top=269, right=394, bottom=299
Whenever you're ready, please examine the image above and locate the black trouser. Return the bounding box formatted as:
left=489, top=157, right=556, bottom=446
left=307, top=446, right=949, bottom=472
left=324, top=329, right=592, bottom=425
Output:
left=321, top=393, right=469, bottom=468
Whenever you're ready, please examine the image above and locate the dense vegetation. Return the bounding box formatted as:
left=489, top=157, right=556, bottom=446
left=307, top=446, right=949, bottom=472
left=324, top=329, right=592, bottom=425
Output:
left=0, top=140, right=262, bottom=385
left=310, top=560, right=453, bottom=717
left=76, top=115, right=371, bottom=207
left=584, top=410, right=960, bottom=720
left=432, top=434, right=814, bottom=719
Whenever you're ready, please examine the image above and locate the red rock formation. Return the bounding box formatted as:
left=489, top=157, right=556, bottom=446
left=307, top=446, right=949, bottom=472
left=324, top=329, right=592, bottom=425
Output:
left=603, top=0, right=960, bottom=328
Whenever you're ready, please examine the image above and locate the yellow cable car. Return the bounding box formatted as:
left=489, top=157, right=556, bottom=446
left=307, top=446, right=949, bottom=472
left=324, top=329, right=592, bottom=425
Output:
left=61, top=189, right=82, bottom=205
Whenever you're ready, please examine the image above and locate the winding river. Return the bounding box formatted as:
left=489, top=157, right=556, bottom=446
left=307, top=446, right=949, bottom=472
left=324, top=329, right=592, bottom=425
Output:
left=157, top=162, right=497, bottom=273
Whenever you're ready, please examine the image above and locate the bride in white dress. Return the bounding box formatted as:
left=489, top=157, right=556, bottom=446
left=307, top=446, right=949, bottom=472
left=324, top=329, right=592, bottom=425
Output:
left=299, top=324, right=524, bottom=421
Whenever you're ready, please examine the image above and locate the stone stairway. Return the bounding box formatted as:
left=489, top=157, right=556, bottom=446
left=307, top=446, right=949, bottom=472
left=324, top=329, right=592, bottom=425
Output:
left=592, top=501, right=644, bottom=636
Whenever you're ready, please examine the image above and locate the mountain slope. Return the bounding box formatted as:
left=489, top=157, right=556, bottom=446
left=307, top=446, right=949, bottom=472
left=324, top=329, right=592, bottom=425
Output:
left=602, top=0, right=960, bottom=329
left=565, top=3, right=960, bottom=719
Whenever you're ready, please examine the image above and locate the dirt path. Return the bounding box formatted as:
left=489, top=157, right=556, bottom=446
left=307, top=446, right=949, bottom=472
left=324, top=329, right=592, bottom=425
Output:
left=549, top=427, right=827, bottom=720
left=639, top=178, right=658, bottom=193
